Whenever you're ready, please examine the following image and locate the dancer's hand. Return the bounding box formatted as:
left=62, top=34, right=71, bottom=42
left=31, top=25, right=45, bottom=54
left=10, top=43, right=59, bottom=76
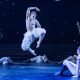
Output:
left=36, top=41, right=40, bottom=48
left=35, top=7, right=40, bottom=11
left=32, top=50, right=37, bottom=56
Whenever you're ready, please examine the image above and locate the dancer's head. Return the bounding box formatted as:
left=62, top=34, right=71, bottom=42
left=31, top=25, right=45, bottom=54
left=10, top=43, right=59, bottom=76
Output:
left=77, top=46, right=80, bottom=55
left=30, top=11, right=37, bottom=19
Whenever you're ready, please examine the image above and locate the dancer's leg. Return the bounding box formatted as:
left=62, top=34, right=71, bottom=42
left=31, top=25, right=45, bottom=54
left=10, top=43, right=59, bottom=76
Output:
left=27, top=47, right=36, bottom=56
left=21, top=31, right=36, bottom=56
left=63, top=60, right=76, bottom=76
left=54, top=64, right=68, bottom=76
left=36, top=33, right=46, bottom=48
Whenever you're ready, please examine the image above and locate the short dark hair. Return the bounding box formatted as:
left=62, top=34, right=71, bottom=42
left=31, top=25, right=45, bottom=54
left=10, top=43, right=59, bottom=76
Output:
left=31, top=11, right=37, bottom=16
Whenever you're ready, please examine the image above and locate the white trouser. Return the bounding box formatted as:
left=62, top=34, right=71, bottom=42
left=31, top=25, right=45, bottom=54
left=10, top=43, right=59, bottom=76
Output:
left=32, top=28, right=46, bottom=38
left=63, top=60, right=77, bottom=75
left=21, top=31, right=35, bottom=51
left=21, top=28, right=46, bottom=51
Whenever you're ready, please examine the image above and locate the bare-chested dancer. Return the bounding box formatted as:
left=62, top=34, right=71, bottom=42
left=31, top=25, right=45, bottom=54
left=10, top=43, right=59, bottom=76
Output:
left=21, top=7, right=46, bottom=56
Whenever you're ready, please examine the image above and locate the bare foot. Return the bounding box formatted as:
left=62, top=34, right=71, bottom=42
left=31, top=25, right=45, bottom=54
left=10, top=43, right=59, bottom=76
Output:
left=31, top=50, right=36, bottom=56
left=36, top=41, right=40, bottom=48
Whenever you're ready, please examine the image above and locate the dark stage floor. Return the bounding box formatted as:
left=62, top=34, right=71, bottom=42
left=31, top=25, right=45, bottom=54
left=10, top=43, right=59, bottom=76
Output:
left=0, top=64, right=79, bottom=80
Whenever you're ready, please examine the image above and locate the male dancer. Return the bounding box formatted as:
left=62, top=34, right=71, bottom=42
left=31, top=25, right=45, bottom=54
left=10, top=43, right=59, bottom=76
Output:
left=21, top=7, right=46, bottom=56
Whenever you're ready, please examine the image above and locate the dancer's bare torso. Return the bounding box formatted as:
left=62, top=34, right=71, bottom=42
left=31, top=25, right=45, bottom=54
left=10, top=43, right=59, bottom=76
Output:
left=26, top=18, right=37, bottom=31
left=26, top=16, right=41, bottom=32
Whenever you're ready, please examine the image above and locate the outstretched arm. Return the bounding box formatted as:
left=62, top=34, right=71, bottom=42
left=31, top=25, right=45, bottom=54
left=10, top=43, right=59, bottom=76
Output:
left=22, top=57, right=37, bottom=63
left=8, top=58, right=14, bottom=63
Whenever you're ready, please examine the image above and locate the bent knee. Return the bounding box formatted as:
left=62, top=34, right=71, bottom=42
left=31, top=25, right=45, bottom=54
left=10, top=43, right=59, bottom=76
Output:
left=42, top=28, right=46, bottom=34
left=21, top=43, right=29, bottom=51
left=63, top=60, right=69, bottom=65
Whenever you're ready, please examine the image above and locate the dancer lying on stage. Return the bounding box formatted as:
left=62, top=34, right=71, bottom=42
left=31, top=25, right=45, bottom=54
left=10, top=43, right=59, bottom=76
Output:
left=54, top=46, right=80, bottom=77
left=21, top=7, right=46, bottom=56
left=23, top=55, right=49, bottom=63
left=0, top=57, right=13, bottom=66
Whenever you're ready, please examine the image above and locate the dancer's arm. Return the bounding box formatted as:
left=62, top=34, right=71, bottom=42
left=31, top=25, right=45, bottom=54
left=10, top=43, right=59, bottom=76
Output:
left=8, top=58, right=14, bottom=64
left=27, top=7, right=40, bottom=11
left=22, top=57, right=37, bottom=63
left=30, top=57, right=37, bottom=62
left=35, top=19, right=41, bottom=28
left=26, top=7, right=40, bottom=18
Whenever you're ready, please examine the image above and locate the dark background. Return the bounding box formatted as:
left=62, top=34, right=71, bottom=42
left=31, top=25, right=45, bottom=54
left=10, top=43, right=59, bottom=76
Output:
left=0, top=0, right=80, bottom=45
